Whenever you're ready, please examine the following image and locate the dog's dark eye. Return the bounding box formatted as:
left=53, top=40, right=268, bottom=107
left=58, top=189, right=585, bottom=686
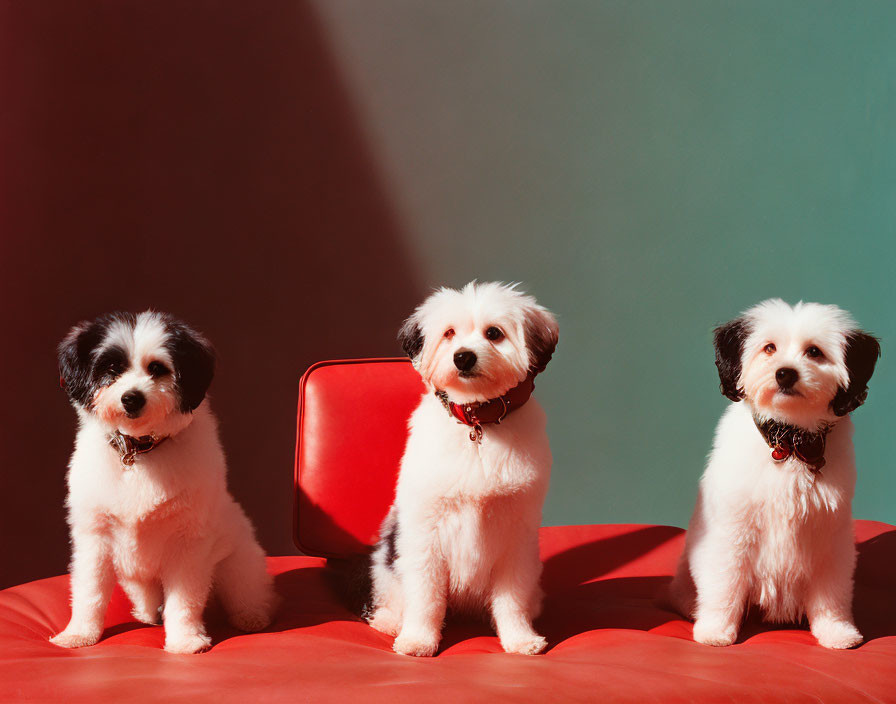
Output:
left=763, top=343, right=776, bottom=354
left=485, top=326, right=504, bottom=342
left=443, top=328, right=455, bottom=339
left=95, top=350, right=128, bottom=379
left=805, top=345, right=824, bottom=359
left=104, top=362, right=125, bottom=377
left=147, top=361, right=170, bottom=378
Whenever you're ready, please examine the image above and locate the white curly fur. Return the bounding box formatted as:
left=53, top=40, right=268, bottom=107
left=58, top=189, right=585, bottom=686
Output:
left=51, top=312, right=276, bottom=654
left=368, top=282, right=558, bottom=656
left=670, top=300, right=877, bottom=649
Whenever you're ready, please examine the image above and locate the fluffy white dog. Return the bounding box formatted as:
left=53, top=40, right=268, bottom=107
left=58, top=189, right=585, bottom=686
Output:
left=670, top=299, right=879, bottom=649
left=366, top=282, right=559, bottom=656
left=51, top=312, right=276, bottom=654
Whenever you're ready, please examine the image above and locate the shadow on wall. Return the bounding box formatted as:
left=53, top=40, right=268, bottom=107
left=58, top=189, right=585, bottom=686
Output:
left=0, top=1, right=423, bottom=588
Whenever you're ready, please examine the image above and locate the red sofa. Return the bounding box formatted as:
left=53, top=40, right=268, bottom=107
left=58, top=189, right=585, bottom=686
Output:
left=2, top=358, right=895, bottom=702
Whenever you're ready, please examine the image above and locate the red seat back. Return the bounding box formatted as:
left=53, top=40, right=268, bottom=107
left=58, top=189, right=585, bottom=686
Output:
left=294, top=358, right=424, bottom=558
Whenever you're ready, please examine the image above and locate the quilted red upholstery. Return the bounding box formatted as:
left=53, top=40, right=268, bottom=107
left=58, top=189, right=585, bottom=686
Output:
left=2, top=521, right=895, bottom=702
left=2, top=358, right=895, bottom=701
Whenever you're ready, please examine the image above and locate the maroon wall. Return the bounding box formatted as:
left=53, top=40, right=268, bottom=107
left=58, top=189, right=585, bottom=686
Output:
left=0, top=1, right=423, bottom=588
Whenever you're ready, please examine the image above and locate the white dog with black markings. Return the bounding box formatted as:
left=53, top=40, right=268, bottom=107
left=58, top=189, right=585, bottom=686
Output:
left=670, top=299, right=879, bottom=649
left=51, top=312, right=275, bottom=654
left=366, top=282, right=559, bottom=656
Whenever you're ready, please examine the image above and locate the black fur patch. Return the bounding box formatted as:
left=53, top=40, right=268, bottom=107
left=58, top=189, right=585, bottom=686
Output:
left=713, top=317, right=749, bottom=402
left=58, top=320, right=107, bottom=407
left=398, top=316, right=424, bottom=360
left=352, top=513, right=399, bottom=618
left=58, top=312, right=135, bottom=407
left=163, top=318, right=216, bottom=412
left=327, top=554, right=374, bottom=620
left=831, top=331, right=881, bottom=416
left=382, top=519, right=397, bottom=569
left=93, top=345, right=129, bottom=387
left=525, top=315, right=558, bottom=374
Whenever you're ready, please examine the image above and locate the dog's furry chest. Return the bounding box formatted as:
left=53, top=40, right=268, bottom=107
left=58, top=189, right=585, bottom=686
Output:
left=68, top=421, right=222, bottom=521
left=751, top=463, right=842, bottom=523
left=436, top=500, right=491, bottom=601
left=67, top=466, right=187, bottom=581
left=67, top=432, right=194, bottom=538
left=744, top=467, right=845, bottom=621
left=449, top=441, right=541, bottom=499
left=400, top=396, right=551, bottom=502
left=105, top=505, right=178, bottom=575
left=385, top=394, right=550, bottom=613
left=112, top=468, right=182, bottom=519
left=433, top=495, right=524, bottom=609
left=76, top=454, right=182, bottom=522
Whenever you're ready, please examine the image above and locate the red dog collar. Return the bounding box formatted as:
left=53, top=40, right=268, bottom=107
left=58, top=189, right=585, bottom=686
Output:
left=435, top=372, right=537, bottom=442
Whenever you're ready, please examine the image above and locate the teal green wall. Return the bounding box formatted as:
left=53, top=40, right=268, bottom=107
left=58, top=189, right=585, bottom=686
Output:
left=313, top=1, right=896, bottom=528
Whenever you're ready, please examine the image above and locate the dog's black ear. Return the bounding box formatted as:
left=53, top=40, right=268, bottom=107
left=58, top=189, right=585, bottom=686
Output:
left=525, top=306, right=559, bottom=374
left=831, top=331, right=880, bottom=416
left=714, top=317, right=749, bottom=402
left=398, top=315, right=424, bottom=361
left=58, top=320, right=104, bottom=406
left=166, top=321, right=216, bottom=412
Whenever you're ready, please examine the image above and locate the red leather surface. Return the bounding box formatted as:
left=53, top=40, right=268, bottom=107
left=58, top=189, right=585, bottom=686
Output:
left=295, top=358, right=424, bottom=557
left=2, top=521, right=895, bottom=702
left=6, top=359, right=891, bottom=699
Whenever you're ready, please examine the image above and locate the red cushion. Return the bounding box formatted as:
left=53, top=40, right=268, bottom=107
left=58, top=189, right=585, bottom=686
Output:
left=294, top=358, right=423, bottom=557
left=2, top=521, right=895, bottom=702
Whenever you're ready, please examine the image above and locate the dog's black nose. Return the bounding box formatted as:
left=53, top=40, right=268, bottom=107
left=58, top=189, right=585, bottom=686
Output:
left=776, top=367, right=799, bottom=389
left=453, top=349, right=477, bottom=372
left=121, top=390, right=146, bottom=415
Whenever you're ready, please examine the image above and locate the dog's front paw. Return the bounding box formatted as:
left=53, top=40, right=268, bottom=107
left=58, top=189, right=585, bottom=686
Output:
left=368, top=607, right=402, bottom=637
left=50, top=629, right=101, bottom=649
left=693, top=618, right=738, bottom=647
left=164, top=630, right=212, bottom=654
left=393, top=629, right=440, bottom=657
left=501, top=633, right=547, bottom=655
left=812, top=619, right=863, bottom=650
left=132, top=606, right=162, bottom=625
